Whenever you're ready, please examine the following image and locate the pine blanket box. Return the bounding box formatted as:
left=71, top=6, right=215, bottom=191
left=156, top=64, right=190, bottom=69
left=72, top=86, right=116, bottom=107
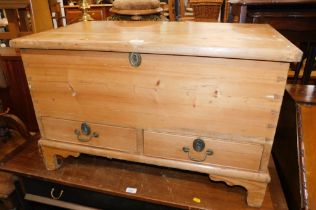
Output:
left=10, top=21, right=302, bottom=207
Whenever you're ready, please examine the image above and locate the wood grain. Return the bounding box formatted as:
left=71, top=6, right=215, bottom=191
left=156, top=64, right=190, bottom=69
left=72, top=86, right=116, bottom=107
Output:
left=0, top=0, right=29, bottom=9
left=286, top=84, right=316, bottom=104
left=299, top=106, right=316, bottom=210
left=22, top=49, right=288, bottom=145
left=29, top=0, right=54, bottom=33
left=10, top=21, right=302, bottom=62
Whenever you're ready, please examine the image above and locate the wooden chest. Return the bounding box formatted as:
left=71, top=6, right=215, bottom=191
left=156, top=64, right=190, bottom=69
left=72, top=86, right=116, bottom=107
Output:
left=11, top=21, right=302, bottom=207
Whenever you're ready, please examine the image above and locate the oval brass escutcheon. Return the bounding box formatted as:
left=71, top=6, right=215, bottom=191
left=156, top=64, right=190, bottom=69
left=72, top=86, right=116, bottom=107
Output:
left=193, top=138, right=205, bottom=152
left=129, top=52, right=142, bottom=67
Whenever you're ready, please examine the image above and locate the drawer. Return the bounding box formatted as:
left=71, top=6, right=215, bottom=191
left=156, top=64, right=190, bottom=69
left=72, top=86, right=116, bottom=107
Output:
left=41, top=117, right=137, bottom=153
left=65, top=8, right=106, bottom=24
left=22, top=177, right=179, bottom=210
left=144, top=131, right=263, bottom=171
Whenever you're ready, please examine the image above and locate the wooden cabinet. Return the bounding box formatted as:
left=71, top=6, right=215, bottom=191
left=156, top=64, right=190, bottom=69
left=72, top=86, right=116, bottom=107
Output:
left=0, top=0, right=53, bottom=132
left=227, top=1, right=316, bottom=83
left=64, top=4, right=112, bottom=24
left=21, top=176, right=179, bottom=210
left=273, top=84, right=316, bottom=210
left=11, top=21, right=302, bottom=207
left=0, top=49, right=38, bottom=132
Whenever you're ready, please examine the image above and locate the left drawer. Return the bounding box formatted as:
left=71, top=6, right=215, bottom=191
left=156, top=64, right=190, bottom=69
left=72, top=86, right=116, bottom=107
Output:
left=41, top=117, right=137, bottom=153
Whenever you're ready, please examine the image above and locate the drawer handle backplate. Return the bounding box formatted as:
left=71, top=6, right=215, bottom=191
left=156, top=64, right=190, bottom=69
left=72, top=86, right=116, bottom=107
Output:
left=74, top=122, right=99, bottom=142
left=183, top=139, right=213, bottom=162
left=50, top=188, right=64, bottom=200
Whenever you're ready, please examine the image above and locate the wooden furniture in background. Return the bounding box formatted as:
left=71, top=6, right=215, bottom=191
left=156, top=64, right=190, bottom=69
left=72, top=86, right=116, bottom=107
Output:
left=64, top=4, right=111, bottom=24
left=0, top=0, right=53, bottom=132
left=273, top=84, right=316, bottom=210
left=110, top=0, right=164, bottom=21
left=227, top=0, right=316, bottom=84
left=48, top=0, right=64, bottom=28
left=0, top=138, right=288, bottom=210
left=0, top=1, right=31, bottom=40
left=0, top=171, right=15, bottom=210
left=167, top=0, right=176, bottom=20
left=11, top=21, right=302, bottom=207
left=0, top=49, right=38, bottom=132
left=0, top=0, right=53, bottom=38
left=190, top=0, right=223, bottom=21
left=167, top=0, right=194, bottom=21
left=0, top=116, right=39, bottom=209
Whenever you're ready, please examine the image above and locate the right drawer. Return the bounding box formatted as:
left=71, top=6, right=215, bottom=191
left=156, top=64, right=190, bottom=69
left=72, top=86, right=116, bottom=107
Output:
left=144, top=131, right=263, bottom=171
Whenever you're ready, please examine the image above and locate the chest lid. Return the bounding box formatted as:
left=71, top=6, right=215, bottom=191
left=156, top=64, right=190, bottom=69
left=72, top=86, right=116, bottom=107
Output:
left=10, top=21, right=302, bottom=62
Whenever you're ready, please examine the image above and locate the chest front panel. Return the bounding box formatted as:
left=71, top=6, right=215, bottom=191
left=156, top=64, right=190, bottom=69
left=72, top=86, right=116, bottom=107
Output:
left=23, top=49, right=288, bottom=146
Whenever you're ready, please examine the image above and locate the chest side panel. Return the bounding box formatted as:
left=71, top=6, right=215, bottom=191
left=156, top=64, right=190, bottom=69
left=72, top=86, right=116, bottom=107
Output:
left=22, top=49, right=288, bottom=143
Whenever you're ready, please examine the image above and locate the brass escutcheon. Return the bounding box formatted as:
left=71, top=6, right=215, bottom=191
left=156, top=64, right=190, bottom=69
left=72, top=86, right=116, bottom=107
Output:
left=129, top=52, right=142, bottom=67
left=193, top=138, right=205, bottom=152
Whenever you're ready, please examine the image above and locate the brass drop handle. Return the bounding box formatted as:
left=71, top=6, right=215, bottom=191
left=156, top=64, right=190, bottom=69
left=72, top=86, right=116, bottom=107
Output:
left=182, top=139, right=214, bottom=162
left=50, top=188, right=64, bottom=200
left=74, top=122, right=99, bottom=142
left=129, top=52, right=142, bottom=67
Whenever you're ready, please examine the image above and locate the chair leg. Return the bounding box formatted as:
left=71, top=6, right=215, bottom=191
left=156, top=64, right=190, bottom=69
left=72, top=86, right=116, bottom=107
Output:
left=168, top=0, right=176, bottom=21
left=239, top=4, right=247, bottom=23
left=302, top=44, right=316, bottom=84
left=293, top=61, right=303, bottom=82
left=227, top=3, right=234, bottom=22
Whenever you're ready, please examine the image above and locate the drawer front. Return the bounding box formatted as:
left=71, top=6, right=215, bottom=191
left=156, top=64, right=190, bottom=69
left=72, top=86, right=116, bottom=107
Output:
left=144, top=131, right=263, bottom=171
left=41, top=117, right=137, bottom=153
left=65, top=7, right=109, bottom=24
left=22, top=177, right=179, bottom=210
left=65, top=9, right=82, bottom=24
left=22, top=49, right=288, bottom=142
left=87, top=9, right=106, bottom=20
